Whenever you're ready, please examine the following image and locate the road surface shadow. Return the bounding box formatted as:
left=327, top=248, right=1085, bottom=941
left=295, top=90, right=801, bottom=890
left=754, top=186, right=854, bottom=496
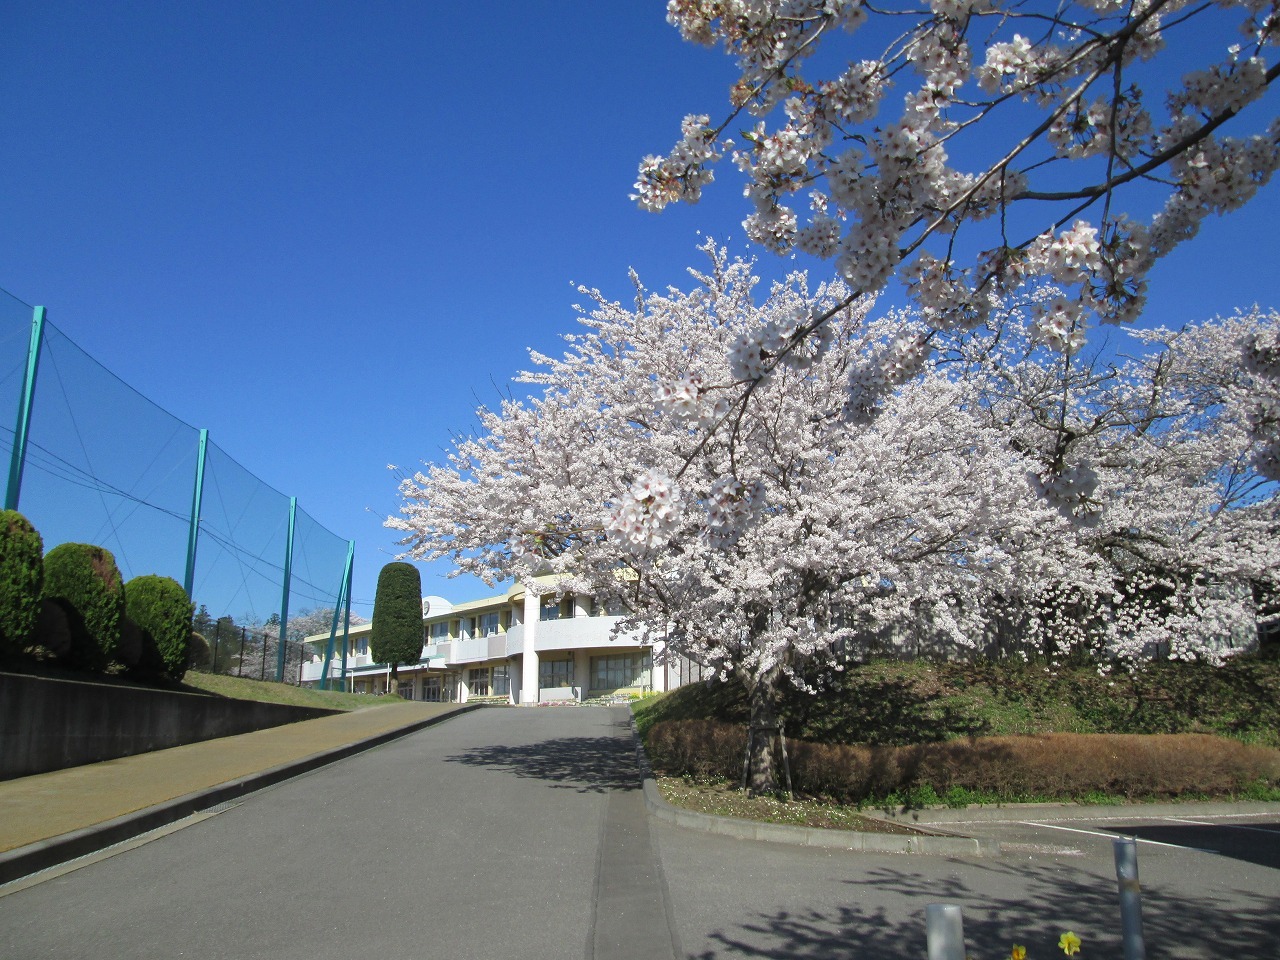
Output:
left=1096, top=820, right=1280, bottom=871
left=688, top=859, right=1280, bottom=958
left=445, top=735, right=640, bottom=793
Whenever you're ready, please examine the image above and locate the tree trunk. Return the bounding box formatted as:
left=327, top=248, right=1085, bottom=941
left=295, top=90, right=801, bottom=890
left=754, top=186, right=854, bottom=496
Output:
left=388, top=664, right=399, bottom=696
left=744, top=675, right=783, bottom=796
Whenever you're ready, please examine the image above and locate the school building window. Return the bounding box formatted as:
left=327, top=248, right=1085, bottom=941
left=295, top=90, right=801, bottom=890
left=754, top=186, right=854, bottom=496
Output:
left=468, top=667, right=491, bottom=696
left=590, top=653, right=647, bottom=690
left=422, top=676, right=442, bottom=701
left=539, top=659, right=574, bottom=689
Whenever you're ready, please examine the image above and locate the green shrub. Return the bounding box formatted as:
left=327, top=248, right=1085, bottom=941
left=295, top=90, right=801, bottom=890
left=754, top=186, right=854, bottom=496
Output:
left=0, top=510, right=44, bottom=657
left=124, top=575, right=194, bottom=681
left=43, top=543, right=125, bottom=670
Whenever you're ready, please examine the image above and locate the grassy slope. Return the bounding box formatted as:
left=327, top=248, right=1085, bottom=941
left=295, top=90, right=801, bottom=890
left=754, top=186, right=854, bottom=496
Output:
left=635, top=649, right=1280, bottom=749
left=181, top=672, right=400, bottom=712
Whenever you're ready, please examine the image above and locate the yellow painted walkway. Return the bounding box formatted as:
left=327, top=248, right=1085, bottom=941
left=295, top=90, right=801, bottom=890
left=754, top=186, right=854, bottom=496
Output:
left=0, top=700, right=467, bottom=854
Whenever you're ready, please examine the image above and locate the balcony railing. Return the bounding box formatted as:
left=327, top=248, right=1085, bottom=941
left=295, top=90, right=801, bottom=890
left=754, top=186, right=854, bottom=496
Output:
left=301, top=614, right=646, bottom=678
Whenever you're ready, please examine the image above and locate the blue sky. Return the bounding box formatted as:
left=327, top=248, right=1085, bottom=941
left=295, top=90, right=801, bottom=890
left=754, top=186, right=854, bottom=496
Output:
left=3, top=2, right=1277, bottom=618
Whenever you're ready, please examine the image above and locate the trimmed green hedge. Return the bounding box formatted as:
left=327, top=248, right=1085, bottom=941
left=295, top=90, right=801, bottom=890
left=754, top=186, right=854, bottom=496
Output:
left=43, top=543, right=125, bottom=670
left=124, top=574, right=194, bottom=681
left=0, top=510, right=43, bottom=657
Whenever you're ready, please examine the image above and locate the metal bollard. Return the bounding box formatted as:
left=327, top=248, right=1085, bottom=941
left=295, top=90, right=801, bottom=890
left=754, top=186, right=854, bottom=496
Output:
left=925, top=904, right=966, bottom=960
left=1114, top=837, right=1146, bottom=960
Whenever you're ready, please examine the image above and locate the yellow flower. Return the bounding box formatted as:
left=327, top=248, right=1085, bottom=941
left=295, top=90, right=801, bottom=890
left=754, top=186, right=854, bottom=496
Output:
left=1011, top=946, right=1027, bottom=960
left=1058, top=932, right=1082, bottom=956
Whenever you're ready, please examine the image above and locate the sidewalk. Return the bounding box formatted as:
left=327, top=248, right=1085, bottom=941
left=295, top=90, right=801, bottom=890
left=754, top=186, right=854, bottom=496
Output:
left=0, top=700, right=475, bottom=884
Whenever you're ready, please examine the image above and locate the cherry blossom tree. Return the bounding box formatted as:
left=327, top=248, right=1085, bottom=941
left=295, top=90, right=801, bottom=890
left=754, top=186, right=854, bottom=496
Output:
left=392, top=241, right=1276, bottom=791
left=635, top=0, right=1280, bottom=449
left=950, top=302, right=1280, bottom=663
left=286, top=606, right=368, bottom=643
left=392, top=249, right=1074, bottom=791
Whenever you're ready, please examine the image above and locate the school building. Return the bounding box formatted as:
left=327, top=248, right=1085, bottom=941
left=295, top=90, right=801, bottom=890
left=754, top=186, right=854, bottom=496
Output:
left=299, top=575, right=699, bottom=703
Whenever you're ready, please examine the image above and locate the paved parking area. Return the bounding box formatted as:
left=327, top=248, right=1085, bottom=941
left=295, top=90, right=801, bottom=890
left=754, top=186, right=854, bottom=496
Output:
left=900, top=806, right=1280, bottom=866
left=655, top=807, right=1280, bottom=959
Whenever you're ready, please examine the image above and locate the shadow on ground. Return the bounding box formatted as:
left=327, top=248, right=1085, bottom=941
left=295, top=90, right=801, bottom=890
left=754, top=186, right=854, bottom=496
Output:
left=687, top=858, right=1280, bottom=959
left=444, top=733, right=640, bottom=793
left=1097, top=820, right=1280, bottom=871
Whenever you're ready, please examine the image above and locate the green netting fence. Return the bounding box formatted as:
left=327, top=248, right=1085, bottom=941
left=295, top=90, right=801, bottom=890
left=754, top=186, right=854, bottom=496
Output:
left=0, top=289, right=354, bottom=685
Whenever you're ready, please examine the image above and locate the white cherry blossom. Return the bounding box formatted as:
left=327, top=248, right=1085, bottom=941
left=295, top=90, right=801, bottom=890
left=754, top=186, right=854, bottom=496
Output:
left=637, top=0, right=1279, bottom=403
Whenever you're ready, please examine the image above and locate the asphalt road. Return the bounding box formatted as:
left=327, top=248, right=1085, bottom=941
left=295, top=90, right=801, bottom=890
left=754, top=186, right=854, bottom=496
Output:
left=0, top=706, right=677, bottom=960
left=655, top=809, right=1280, bottom=959
left=2, top=708, right=1277, bottom=960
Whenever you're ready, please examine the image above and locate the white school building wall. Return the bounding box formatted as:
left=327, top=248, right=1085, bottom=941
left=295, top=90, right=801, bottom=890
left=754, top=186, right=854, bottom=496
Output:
left=299, top=575, right=701, bottom=703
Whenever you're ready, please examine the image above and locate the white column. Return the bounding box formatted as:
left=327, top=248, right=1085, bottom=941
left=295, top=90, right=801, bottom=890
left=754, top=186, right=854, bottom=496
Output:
left=521, top=586, right=539, bottom=704
left=575, top=649, right=589, bottom=701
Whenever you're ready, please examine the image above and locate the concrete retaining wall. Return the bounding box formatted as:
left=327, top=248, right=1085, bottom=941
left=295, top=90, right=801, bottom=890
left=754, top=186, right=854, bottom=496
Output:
left=0, top=672, right=340, bottom=779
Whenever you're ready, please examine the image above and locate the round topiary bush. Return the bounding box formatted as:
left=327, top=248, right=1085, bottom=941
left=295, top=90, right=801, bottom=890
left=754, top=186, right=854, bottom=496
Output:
left=124, top=575, right=194, bottom=681
left=43, top=542, right=125, bottom=671
left=0, top=510, right=44, bottom=658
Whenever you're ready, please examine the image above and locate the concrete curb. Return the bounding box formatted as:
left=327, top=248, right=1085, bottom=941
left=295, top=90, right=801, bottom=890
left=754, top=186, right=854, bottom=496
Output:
left=627, top=715, right=996, bottom=857
left=0, top=703, right=481, bottom=886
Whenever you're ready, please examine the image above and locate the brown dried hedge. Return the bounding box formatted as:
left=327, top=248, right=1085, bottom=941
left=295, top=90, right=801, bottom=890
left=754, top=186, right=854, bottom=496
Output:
left=644, top=719, right=1280, bottom=801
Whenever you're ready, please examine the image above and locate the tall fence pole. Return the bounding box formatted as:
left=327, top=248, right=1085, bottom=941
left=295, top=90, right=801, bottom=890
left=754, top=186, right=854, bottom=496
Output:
left=182, top=428, right=209, bottom=599
left=275, top=497, right=296, bottom=681
left=319, top=540, right=354, bottom=691
left=340, top=540, right=353, bottom=689
left=320, top=601, right=340, bottom=692
left=1114, top=837, right=1146, bottom=960
left=5, top=306, right=46, bottom=511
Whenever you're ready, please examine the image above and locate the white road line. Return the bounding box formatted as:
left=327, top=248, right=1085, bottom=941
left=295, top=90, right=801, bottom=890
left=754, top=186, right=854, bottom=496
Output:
left=930, top=810, right=1280, bottom=827
left=1020, top=821, right=1219, bottom=854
